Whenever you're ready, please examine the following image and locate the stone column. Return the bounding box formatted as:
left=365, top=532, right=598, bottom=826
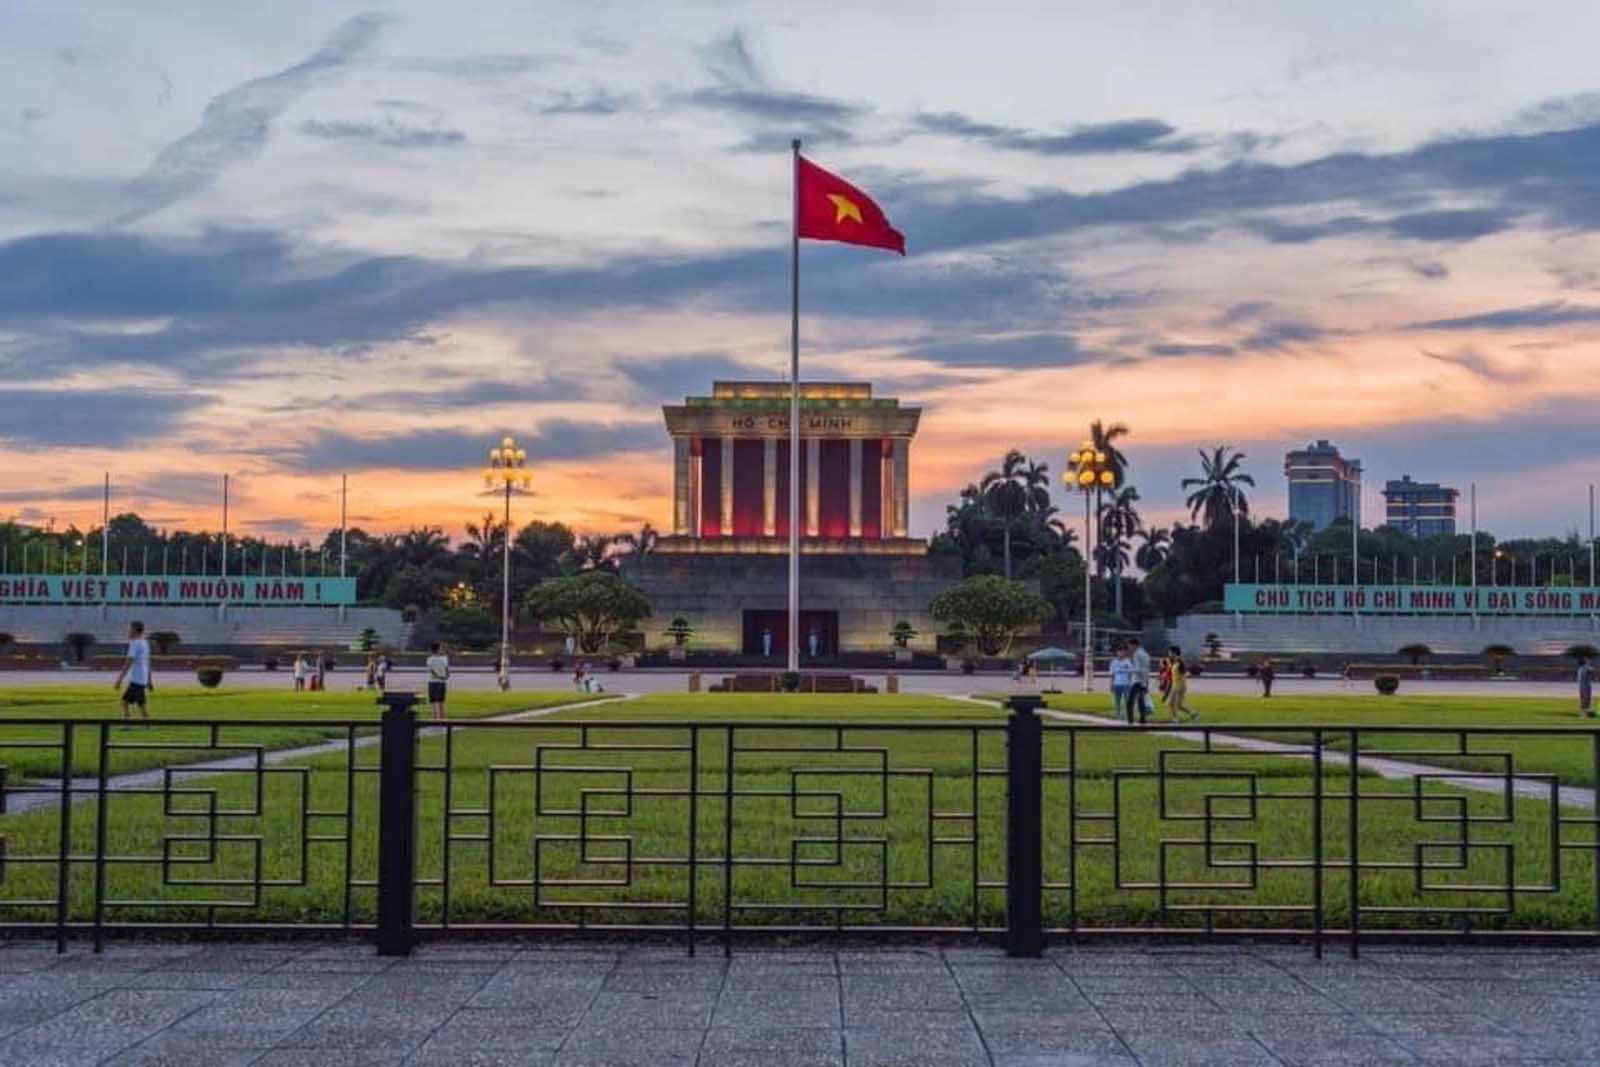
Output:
left=673, top=437, right=692, bottom=536
left=893, top=438, right=910, bottom=537
left=762, top=439, right=777, bottom=536
left=688, top=442, right=702, bottom=538
left=848, top=439, right=863, bottom=537
left=720, top=437, right=734, bottom=536
left=806, top=438, right=821, bottom=536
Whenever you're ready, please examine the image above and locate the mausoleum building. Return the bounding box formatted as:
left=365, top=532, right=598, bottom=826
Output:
left=629, top=381, right=958, bottom=655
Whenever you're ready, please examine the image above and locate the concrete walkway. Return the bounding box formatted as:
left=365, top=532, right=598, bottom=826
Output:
left=5, top=693, right=636, bottom=816
left=0, top=939, right=1595, bottom=1065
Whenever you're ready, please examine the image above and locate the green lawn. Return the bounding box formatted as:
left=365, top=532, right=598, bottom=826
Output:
left=991, top=692, right=1600, bottom=788
left=2, top=691, right=1594, bottom=936
left=0, top=686, right=598, bottom=780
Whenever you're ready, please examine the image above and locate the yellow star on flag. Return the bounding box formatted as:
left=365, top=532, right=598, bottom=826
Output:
left=827, top=193, right=863, bottom=225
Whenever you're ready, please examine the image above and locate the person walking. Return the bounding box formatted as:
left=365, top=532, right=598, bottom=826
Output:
left=292, top=653, right=307, bottom=693
left=112, top=620, right=153, bottom=722
left=375, top=653, right=389, bottom=693
left=1580, top=655, right=1594, bottom=718
left=314, top=652, right=328, bottom=693
left=1259, top=658, right=1275, bottom=699
left=363, top=654, right=377, bottom=692
left=1109, top=645, right=1133, bottom=723
left=425, top=642, right=450, bottom=722
left=1127, top=637, right=1151, bottom=725
left=1164, top=645, right=1198, bottom=722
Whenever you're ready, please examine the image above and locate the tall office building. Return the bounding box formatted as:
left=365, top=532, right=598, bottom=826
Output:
left=1285, top=440, right=1362, bottom=532
left=1382, top=475, right=1458, bottom=538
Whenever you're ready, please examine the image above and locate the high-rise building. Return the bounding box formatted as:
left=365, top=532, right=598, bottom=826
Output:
left=1285, top=440, right=1362, bottom=532
left=1382, top=475, right=1458, bottom=538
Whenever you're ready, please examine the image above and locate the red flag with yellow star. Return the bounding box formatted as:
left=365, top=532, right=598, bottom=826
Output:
left=796, top=156, right=905, bottom=255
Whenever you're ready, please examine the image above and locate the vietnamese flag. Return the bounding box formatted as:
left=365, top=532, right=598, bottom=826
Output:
left=796, top=155, right=905, bottom=255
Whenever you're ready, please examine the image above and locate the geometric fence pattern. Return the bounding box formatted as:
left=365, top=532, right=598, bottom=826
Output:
left=2, top=712, right=1599, bottom=957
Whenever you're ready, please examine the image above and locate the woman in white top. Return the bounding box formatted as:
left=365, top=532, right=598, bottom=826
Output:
left=1109, top=647, right=1134, bottom=723
left=426, top=642, right=450, bottom=721
left=292, top=654, right=306, bottom=693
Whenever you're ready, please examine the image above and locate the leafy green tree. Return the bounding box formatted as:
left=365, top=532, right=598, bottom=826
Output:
left=1182, top=446, right=1255, bottom=528
left=438, top=606, right=498, bottom=650
left=381, top=565, right=452, bottom=612
left=524, top=571, right=651, bottom=654
left=927, top=575, right=1050, bottom=656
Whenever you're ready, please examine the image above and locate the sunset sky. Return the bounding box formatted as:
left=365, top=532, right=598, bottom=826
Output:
left=5, top=2, right=1600, bottom=545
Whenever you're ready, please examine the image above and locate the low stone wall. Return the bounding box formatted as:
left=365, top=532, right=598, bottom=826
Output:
left=1174, top=612, right=1600, bottom=658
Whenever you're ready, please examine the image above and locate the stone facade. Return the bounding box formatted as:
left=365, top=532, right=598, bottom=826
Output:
left=622, top=551, right=960, bottom=654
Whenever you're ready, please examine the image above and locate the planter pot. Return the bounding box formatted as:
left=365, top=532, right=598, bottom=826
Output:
left=668, top=646, right=687, bottom=662
left=944, top=656, right=965, bottom=672
left=892, top=648, right=913, bottom=665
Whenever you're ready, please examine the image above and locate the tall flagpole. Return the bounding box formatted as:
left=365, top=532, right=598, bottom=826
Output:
left=787, top=138, right=802, bottom=674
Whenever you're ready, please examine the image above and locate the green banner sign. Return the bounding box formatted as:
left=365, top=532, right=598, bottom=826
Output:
left=0, top=574, right=356, bottom=606
left=1224, top=583, right=1600, bottom=616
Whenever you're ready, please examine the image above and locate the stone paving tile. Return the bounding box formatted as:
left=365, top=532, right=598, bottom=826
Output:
left=6, top=941, right=1600, bottom=1064
left=1257, top=1033, right=1421, bottom=1065
left=712, top=988, right=841, bottom=1028
left=411, top=1010, right=568, bottom=1054
left=702, top=1025, right=846, bottom=1054
left=554, top=1025, right=705, bottom=1066
left=581, top=990, right=717, bottom=1029
left=602, top=966, right=727, bottom=992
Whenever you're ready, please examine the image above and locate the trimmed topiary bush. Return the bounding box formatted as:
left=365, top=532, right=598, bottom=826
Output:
left=64, top=632, right=96, bottom=663
left=150, top=630, right=181, bottom=654
left=1374, top=674, right=1400, bottom=695
left=780, top=670, right=801, bottom=693
left=1397, top=643, right=1431, bottom=666
left=196, top=667, right=224, bottom=688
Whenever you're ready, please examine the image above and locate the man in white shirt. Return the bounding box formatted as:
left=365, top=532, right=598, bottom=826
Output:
left=113, top=620, right=153, bottom=721
left=1127, top=637, right=1152, bottom=726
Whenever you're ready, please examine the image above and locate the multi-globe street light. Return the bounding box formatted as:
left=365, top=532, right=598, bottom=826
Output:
left=1066, top=442, right=1117, bottom=693
left=484, top=436, right=532, bottom=691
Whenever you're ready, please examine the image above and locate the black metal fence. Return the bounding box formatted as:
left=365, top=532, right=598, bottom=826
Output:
left=2, top=696, right=1599, bottom=957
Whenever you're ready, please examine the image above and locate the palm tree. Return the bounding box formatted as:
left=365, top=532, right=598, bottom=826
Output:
left=1087, top=419, right=1131, bottom=576
left=1182, top=446, right=1255, bottom=528
left=577, top=533, right=614, bottom=571
left=980, top=450, right=1030, bottom=578
left=1134, top=526, right=1171, bottom=571
left=1022, top=457, right=1053, bottom=517
left=1099, top=485, right=1142, bottom=617
left=613, top=522, right=659, bottom=574
left=1088, top=419, right=1130, bottom=483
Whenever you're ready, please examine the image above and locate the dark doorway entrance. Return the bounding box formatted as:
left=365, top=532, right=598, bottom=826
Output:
left=742, top=610, right=839, bottom=657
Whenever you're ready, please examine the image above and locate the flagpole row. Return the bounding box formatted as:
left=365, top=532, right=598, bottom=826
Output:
left=788, top=138, right=802, bottom=674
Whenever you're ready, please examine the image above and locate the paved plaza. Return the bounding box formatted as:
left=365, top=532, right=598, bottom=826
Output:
left=0, top=939, right=1596, bottom=1065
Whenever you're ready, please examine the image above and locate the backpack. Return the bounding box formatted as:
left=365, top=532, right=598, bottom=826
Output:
left=1158, top=659, right=1174, bottom=694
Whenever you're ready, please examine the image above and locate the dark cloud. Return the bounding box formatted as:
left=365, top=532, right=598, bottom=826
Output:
left=617, top=353, right=775, bottom=400
left=0, top=228, right=1080, bottom=381
left=353, top=378, right=585, bottom=411
left=1386, top=208, right=1516, bottom=242
left=114, top=12, right=389, bottom=224
left=281, top=421, right=658, bottom=473
left=401, top=54, right=551, bottom=79
left=1244, top=215, right=1373, bottom=243
left=1145, top=341, right=1236, bottom=357
left=1409, top=259, right=1450, bottom=280
left=1217, top=301, right=1273, bottom=325
left=915, top=112, right=1197, bottom=155
left=540, top=90, right=629, bottom=116
left=1421, top=345, right=1539, bottom=383
left=0, top=388, right=210, bottom=449
left=898, top=119, right=1600, bottom=252
left=1238, top=320, right=1330, bottom=352
left=300, top=117, right=465, bottom=148
left=907, top=333, right=1091, bottom=369
left=687, top=31, right=869, bottom=152
left=1410, top=301, right=1600, bottom=331
left=0, top=483, right=107, bottom=504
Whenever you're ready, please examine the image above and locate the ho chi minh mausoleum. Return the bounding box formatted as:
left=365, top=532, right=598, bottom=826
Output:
left=623, top=381, right=959, bottom=655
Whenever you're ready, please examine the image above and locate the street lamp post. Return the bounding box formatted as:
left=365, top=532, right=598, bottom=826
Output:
left=1067, top=442, right=1117, bottom=694
left=484, top=436, right=531, bottom=692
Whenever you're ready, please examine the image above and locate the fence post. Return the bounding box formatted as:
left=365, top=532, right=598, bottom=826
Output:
left=1005, top=695, right=1045, bottom=958
left=376, top=692, right=419, bottom=957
